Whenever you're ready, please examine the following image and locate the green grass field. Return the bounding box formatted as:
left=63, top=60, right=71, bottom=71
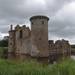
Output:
left=71, top=48, right=75, bottom=50
left=0, top=47, right=75, bottom=75
left=0, top=58, right=75, bottom=75
left=0, top=47, right=8, bottom=53
left=0, top=47, right=8, bottom=58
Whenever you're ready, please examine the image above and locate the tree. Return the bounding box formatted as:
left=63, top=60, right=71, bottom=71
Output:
left=0, top=36, right=9, bottom=47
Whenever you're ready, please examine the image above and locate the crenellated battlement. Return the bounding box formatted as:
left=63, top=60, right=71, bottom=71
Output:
left=49, top=39, right=71, bottom=55
left=15, top=25, right=21, bottom=30
left=30, top=15, right=49, bottom=21
left=14, top=25, right=30, bottom=31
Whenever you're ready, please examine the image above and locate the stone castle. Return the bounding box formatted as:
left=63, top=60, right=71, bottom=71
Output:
left=8, top=15, right=71, bottom=58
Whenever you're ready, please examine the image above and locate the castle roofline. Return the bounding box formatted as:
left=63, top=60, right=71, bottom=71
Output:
left=9, top=30, right=16, bottom=32
left=29, top=15, right=49, bottom=21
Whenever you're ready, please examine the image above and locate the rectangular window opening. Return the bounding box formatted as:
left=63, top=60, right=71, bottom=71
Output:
left=10, top=43, right=12, bottom=45
left=42, top=21, right=44, bottom=24
left=39, top=38, right=41, bottom=40
left=32, top=22, right=33, bottom=25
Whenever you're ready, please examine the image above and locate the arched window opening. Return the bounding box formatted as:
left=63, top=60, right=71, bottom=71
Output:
left=20, top=30, right=23, bottom=39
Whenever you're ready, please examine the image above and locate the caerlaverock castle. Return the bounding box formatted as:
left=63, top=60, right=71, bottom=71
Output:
left=8, top=15, right=71, bottom=58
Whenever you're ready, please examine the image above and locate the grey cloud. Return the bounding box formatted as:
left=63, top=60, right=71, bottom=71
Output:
left=0, top=26, right=10, bottom=33
left=45, top=0, right=73, bottom=16
left=0, top=0, right=48, bottom=25
left=0, top=0, right=73, bottom=23
left=48, top=1, right=75, bottom=39
left=49, top=15, right=75, bottom=38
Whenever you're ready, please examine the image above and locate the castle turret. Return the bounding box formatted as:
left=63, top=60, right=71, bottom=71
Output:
left=8, top=25, right=15, bottom=53
left=30, top=15, right=49, bottom=57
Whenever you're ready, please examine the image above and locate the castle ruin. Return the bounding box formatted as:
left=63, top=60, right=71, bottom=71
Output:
left=8, top=15, right=71, bottom=58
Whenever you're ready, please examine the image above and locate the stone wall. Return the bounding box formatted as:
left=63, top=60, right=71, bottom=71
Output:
left=8, top=30, right=15, bottom=53
left=30, top=16, right=49, bottom=57
left=15, top=25, right=31, bottom=55
left=49, top=39, right=71, bottom=55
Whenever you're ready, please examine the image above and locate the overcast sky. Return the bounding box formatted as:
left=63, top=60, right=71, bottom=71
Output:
left=0, top=0, right=75, bottom=44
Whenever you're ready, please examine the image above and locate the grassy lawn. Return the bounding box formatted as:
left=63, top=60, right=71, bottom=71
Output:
left=71, top=48, right=75, bottom=50
left=0, top=47, right=8, bottom=53
left=0, top=47, right=74, bottom=75
left=0, top=58, right=75, bottom=75
left=0, top=47, right=8, bottom=58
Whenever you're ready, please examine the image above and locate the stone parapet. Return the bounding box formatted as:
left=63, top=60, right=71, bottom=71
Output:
left=30, top=15, right=49, bottom=21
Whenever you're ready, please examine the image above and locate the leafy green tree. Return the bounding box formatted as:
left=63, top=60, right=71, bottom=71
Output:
left=0, top=36, right=9, bottom=47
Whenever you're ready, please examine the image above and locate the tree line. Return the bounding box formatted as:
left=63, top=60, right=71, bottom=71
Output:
left=0, top=36, right=8, bottom=47
left=71, top=45, right=75, bottom=48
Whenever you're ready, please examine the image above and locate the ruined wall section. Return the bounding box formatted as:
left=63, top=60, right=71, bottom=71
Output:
left=61, top=39, right=71, bottom=53
left=49, top=39, right=71, bottom=55
left=49, top=40, right=56, bottom=55
left=15, top=25, right=31, bottom=54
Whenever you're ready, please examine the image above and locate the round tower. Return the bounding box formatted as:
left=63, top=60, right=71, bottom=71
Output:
left=30, top=15, right=49, bottom=57
left=8, top=25, right=15, bottom=53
